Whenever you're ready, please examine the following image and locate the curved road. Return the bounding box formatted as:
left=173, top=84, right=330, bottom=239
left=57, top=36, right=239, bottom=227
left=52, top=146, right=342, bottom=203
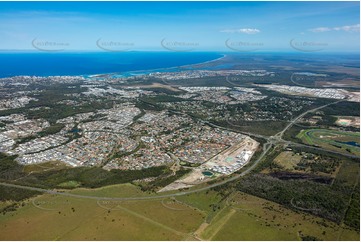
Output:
left=274, top=99, right=342, bottom=139
left=0, top=141, right=271, bottom=201
left=0, top=99, right=350, bottom=201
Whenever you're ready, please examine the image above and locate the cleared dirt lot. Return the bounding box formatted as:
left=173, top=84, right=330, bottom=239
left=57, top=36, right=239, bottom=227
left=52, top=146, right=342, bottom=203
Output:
left=159, top=136, right=259, bottom=192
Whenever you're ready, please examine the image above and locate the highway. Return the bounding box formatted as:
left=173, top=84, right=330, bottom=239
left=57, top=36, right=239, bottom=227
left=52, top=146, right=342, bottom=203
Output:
left=274, top=99, right=342, bottom=139
left=289, top=73, right=317, bottom=88
left=0, top=142, right=272, bottom=201
left=0, top=98, right=355, bottom=201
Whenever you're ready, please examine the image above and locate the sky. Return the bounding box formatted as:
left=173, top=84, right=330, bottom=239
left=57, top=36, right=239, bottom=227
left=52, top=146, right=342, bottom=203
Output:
left=0, top=1, right=359, bottom=52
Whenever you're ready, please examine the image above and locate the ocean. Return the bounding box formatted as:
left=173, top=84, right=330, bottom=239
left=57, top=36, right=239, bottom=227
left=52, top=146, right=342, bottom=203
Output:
left=0, top=51, right=223, bottom=78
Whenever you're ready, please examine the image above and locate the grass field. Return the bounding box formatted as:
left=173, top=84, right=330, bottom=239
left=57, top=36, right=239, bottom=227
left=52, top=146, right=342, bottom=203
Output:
left=176, top=190, right=222, bottom=214
left=200, top=192, right=359, bottom=241
left=176, top=190, right=225, bottom=224
left=274, top=151, right=302, bottom=170
left=0, top=182, right=359, bottom=240
left=297, top=129, right=360, bottom=156
left=22, top=160, right=68, bottom=174
left=271, top=150, right=343, bottom=177
left=0, top=187, right=204, bottom=240
left=335, top=160, right=360, bottom=186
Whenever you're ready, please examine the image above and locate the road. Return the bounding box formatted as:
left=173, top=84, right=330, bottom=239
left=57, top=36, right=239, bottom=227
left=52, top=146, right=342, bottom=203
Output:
left=274, top=99, right=342, bottom=139
left=286, top=141, right=359, bottom=159
left=0, top=140, right=271, bottom=201
left=289, top=73, right=317, bottom=88
left=0, top=99, right=354, bottom=201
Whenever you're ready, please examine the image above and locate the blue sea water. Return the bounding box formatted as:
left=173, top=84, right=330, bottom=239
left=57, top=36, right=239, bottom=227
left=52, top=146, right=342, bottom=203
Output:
left=0, top=51, right=222, bottom=78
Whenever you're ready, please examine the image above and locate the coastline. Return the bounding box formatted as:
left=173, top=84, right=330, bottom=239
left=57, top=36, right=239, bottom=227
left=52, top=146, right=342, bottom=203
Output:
left=87, top=53, right=228, bottom=78
left=0, top=52, right=227, bottom=79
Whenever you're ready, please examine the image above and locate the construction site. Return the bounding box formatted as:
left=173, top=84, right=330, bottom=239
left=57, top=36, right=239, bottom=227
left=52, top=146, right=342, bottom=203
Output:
left=159, top=136, right=259, bottom=192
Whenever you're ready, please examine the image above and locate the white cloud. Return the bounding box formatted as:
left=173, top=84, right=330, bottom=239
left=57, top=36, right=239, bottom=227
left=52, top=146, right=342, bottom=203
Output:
left=333, top=24, right=360, bottom=32
left=309, top=27, right=331, bottom=33
left=309, top=24, right=359, bottom=33
left=220, top=28, right=260, bottom=34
